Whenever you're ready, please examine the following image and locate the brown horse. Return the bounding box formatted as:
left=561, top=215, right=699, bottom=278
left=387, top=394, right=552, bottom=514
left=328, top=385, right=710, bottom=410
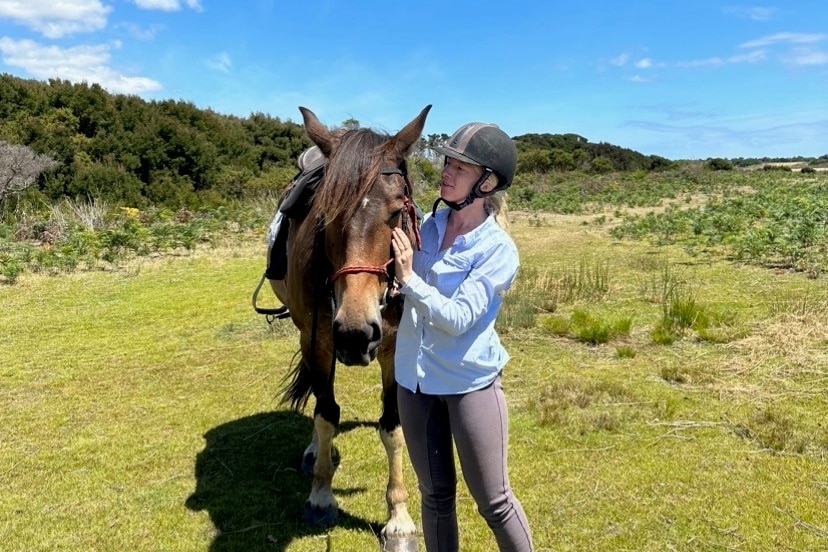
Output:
left=269, top=105, right=431, bottom=551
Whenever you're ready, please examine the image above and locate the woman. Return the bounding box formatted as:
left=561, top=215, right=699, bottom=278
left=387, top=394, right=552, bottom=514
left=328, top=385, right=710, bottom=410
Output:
left=391, top=122, right=533, bottom=552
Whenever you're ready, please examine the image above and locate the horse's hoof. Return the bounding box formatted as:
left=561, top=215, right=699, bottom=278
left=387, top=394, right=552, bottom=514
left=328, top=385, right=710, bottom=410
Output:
left=380, top=534, right=419, bottom=552
left=302, top=502, right=339, bottom=527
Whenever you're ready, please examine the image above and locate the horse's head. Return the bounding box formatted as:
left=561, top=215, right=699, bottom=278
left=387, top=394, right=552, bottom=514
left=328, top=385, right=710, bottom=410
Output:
left=299, top=105, right=431, bottom=366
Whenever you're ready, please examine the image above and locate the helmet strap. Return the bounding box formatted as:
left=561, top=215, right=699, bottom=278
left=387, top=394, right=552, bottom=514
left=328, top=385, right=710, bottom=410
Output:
left=431, top=168, right=494, bottom=216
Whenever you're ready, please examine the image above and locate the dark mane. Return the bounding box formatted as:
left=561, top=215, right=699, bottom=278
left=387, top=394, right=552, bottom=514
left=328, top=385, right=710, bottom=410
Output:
left=310, top=128, right=389, bottom=227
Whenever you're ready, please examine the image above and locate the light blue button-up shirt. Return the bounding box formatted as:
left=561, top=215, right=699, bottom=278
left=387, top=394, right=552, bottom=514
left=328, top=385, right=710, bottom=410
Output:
left=395, top=208, right=519, bottom=395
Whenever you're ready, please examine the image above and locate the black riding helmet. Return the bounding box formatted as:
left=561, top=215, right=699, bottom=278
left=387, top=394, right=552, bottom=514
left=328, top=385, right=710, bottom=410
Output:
left=431, top=122, right=518, bottom=212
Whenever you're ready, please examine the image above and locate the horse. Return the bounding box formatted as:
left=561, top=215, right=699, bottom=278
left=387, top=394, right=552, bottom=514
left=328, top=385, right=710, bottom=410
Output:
left=268, top=105, right=431, bottom=551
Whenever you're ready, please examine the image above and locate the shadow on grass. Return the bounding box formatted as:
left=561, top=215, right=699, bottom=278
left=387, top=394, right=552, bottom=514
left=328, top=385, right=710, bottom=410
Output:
left=186, top=411, right=383, bottom=551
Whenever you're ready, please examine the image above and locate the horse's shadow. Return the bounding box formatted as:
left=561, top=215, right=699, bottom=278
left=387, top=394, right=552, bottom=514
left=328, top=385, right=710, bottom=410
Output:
left=185, top=411, right=382, bottom=551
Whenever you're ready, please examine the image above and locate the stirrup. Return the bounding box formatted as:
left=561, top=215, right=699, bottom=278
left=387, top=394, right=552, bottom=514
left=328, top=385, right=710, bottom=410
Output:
left=251, top=272, right=290, bottom=320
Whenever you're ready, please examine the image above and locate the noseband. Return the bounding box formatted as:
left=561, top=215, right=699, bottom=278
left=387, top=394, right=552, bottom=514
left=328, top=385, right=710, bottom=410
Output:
left=328, top=166, right=421, bottom=309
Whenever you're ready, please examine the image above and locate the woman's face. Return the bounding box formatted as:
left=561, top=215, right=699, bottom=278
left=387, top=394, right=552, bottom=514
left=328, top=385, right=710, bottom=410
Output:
left=440, top=156, right=483, bottom=203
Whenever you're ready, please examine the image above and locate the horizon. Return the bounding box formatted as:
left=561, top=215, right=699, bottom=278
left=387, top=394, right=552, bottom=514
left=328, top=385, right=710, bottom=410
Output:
left=0, top=1, right=827, bottom=160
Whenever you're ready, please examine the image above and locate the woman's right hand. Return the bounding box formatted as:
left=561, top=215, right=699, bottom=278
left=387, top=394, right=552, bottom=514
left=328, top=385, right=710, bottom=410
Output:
left=391, top=227, right=414, bottom=287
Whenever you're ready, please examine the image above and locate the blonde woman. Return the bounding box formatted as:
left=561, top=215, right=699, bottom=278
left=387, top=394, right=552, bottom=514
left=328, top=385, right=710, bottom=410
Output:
left=391, top=123, right=533, bottom=552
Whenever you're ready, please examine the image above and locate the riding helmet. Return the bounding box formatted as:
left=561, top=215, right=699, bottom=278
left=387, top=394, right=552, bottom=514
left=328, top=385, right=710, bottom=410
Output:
left=432, top=123, right=518, bottom=189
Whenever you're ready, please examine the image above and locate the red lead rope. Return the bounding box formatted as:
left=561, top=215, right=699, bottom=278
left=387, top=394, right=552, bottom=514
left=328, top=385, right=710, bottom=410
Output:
left=404, top=196, right=422, bottom=251
left=329, top=195, right=421, bottom=283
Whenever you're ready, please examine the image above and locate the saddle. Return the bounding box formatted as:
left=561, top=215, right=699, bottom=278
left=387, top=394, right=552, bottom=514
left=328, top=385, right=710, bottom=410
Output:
left=265, top=149, right=326, bottom=281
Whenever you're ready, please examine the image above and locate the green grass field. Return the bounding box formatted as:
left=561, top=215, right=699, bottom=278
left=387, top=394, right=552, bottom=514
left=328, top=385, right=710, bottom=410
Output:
left=2, top=213, right=827, bottom=551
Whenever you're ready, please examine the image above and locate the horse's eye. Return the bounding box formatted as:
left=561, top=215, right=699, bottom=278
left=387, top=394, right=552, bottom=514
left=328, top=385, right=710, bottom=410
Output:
left=389, top=209, right=403, bottom=224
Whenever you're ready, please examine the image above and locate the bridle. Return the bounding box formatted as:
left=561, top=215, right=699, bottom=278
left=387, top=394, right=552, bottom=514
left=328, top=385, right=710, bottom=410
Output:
left=327, top=166, right=421, bottom=311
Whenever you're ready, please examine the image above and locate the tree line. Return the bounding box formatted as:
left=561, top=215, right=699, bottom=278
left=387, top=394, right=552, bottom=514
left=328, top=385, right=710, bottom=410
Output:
left=0, top=73, right=710, bottom=213
left=0, top=74, right=312, bottom=211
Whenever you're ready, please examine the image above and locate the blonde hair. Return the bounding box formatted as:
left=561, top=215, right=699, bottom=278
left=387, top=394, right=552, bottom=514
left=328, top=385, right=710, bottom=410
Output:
left=482, top=172, right=509, bottom=231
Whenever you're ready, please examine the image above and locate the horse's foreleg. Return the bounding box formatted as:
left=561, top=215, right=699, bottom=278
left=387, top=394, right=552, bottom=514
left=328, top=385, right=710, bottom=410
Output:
left=378, top=378, right=418, bottom=551
left=303, top=409, right=339, bottom=526
left=380, top=424, right=418, bottom=551
left=298, top=329, right=341, bottom=527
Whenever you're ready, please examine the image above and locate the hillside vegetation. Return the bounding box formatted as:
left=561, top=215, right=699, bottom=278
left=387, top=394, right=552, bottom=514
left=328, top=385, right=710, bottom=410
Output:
left=9, top=72, right=818, bottom=212
left=0, top=74, right=311, bottom=209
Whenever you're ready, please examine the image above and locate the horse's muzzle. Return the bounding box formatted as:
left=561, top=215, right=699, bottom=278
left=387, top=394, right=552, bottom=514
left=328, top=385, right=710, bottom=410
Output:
left=332, top=318, right=381, bottom=366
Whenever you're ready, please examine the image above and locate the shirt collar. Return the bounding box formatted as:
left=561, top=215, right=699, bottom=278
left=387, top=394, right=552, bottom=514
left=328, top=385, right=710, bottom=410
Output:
left=433, top=208, right=495, bottom=247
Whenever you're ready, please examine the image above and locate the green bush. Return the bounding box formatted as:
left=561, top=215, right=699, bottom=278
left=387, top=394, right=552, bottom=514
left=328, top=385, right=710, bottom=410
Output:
left=1, top=256, right=24, bottom=284
left=706, top=158, right=733, bottom=171
left=546, top=309, right=632, bottom=345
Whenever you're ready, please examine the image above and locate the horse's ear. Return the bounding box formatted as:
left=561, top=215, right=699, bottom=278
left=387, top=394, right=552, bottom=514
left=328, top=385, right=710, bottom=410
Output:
left=299, top=106, right=335, bottom=157
left=387, top=104, right=432, bottom=158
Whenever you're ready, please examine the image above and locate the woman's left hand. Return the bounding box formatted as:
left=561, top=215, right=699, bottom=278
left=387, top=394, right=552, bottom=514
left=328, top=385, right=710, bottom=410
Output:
left=391, top=227, right=414, bottom=287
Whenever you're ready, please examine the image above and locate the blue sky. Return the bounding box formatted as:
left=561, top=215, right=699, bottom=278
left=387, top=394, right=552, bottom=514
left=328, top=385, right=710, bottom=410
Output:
left=0, top=1, right=826, bottom=160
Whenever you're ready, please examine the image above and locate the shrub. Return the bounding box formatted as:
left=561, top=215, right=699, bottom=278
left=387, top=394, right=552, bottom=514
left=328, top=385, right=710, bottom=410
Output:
left=1, top=256, right=24, bottom=284
left=590, top=156, right=614, bottom=174
left=560, top=309, right=633, bottom=345
left=706, top=158, right=733, bottom=171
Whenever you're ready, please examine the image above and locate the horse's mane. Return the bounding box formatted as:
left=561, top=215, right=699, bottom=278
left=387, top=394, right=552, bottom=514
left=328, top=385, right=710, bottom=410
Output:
left=310, top=128, right=389, bottom=227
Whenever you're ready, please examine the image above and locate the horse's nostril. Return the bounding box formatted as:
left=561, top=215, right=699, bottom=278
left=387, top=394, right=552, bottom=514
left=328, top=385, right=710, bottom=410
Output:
left=332, top=318, right=383, bottom=366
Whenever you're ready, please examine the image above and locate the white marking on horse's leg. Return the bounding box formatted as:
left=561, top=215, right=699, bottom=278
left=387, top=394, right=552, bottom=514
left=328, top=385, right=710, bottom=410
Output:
left=380, top=426, right=417, bottom=539
left=304, top=426, right=319, bottom=460
left=308, top=414, right=338, bottom=511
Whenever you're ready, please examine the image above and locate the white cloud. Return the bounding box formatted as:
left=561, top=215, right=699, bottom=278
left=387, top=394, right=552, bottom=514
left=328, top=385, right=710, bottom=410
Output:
left=0, top=37, right=161, bottom=94
left=610, top=53, right=629, bottom=67
left=738, top=33, right=828, bottom=67
left=0, top=0, right=111, bottom=38
left=740, top=32, right=827, bottom=49
left=723, top=6, right=777, bottom=21
left=635, top=58, right=653, bottom=69
left=130, top=0, right=203, bottom=11
left=205, top=52, right=231, bottom=73
left=677, top=50, right=766, bottom=68
left=729, top=50, right=767, bottom=64
left=116, top=21, right=164, bottom=41
left=783, top=47, right=828, bottom=66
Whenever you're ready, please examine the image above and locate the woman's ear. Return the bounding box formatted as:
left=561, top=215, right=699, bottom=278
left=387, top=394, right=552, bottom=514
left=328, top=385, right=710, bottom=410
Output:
left=479, top=177, right=497, bottom=194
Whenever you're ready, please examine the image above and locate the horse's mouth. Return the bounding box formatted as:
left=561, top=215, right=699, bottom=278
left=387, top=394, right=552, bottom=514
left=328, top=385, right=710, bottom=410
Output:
left=332, top=319, right=382, bottom=366
left=335, top=342, right=378, bottom=366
